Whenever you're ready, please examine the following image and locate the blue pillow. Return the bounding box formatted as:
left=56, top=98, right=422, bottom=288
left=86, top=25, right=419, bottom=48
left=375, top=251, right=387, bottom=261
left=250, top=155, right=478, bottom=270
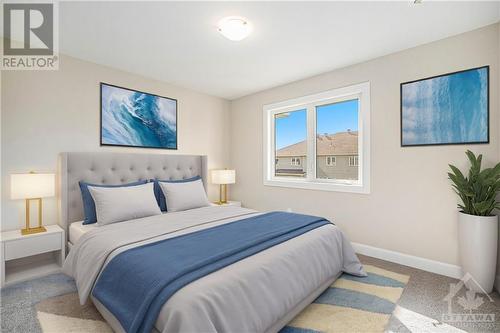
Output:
left=152, top=176, right=201, bottom=212
left=79, top=180, right=148, bottom=225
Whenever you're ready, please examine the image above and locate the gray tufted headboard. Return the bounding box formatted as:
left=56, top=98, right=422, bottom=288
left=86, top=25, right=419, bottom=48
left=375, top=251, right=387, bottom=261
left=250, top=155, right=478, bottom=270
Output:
left=58, top=152, right=207, bottom=239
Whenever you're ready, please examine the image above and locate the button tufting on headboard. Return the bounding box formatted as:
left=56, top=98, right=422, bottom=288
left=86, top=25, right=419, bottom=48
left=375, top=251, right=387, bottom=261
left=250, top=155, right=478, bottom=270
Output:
left=58, top=152, right=208, bottom=242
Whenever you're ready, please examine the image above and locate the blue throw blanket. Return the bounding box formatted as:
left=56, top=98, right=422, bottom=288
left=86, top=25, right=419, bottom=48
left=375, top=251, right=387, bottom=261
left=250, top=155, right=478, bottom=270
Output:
left=92, top=211, right=331, bottom=333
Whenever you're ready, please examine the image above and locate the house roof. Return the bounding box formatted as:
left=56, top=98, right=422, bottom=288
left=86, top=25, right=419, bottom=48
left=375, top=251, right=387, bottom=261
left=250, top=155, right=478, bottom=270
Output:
left=276, top=131, right=358, bottom=157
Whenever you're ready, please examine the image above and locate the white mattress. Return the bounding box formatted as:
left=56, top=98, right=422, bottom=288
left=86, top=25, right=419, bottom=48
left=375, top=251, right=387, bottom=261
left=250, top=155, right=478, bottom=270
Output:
left=69, top=221, right=97, bottom=244
left=69, top=212, right=169, bottom=244
left=64, top=206, right=365, bottom=333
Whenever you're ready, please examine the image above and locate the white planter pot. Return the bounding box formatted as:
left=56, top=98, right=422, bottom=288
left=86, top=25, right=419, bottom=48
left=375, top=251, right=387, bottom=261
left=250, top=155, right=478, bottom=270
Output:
left=458, top=212, right=498, bottom=293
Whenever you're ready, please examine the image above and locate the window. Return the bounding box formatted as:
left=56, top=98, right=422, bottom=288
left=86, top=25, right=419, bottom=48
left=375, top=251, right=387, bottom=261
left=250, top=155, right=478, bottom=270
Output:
left=291, top=157, right=301, bottom=166
left=326, top=156, right=336, bottom=166
left=317, top=99, right=358, bottom=180
left=263, top=82, right=370, bottom=193
left=274, top=109, right=307, bottom=178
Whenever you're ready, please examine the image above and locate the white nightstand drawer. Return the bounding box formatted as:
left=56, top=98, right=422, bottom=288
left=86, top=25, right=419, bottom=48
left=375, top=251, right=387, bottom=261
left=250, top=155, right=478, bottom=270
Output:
left=4, top=233, right=61, bottom=261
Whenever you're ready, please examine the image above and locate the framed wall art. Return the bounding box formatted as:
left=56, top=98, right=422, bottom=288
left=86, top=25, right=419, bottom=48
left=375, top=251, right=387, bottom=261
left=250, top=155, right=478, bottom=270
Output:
left=401, top=66, right=489, bottom=147
left=100, top=83, right=177, bottom=149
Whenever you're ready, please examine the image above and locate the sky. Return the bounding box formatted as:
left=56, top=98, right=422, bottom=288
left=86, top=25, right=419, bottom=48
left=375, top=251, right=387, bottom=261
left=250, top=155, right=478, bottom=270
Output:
left=275, top=99, right=359, bottom=149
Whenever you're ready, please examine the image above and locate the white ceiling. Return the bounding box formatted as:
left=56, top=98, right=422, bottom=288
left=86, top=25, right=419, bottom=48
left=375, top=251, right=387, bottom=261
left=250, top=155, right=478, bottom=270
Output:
left=59, top=1, right=500, bottom=100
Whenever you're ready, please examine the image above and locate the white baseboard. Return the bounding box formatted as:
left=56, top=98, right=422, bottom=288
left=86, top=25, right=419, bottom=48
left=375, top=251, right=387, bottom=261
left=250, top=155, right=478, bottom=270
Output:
left=352, top=242, right=463, bottom=279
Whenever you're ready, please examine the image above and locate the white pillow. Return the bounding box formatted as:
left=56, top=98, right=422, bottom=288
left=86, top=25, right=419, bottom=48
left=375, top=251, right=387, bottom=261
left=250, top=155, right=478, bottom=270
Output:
left=89, top=182, right=161, bottom=226
left=159, top=178, right=210, bottom=212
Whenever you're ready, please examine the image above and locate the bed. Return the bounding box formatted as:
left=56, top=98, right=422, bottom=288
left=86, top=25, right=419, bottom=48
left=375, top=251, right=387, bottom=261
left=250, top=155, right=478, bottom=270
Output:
left=59, top=152, right=365, bottom=333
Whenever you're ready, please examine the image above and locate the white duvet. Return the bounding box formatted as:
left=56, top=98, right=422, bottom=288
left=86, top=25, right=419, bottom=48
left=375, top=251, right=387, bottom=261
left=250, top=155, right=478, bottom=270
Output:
left=63, top=206, right=365, bottom=333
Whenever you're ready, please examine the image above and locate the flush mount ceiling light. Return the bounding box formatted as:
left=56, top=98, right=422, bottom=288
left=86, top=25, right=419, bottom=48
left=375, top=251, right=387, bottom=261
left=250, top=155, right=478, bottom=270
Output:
left=217, top=16, right=252, bottom=41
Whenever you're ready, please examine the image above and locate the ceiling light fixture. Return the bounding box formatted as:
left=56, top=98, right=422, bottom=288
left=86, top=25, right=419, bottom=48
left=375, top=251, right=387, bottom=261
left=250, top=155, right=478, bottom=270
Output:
left=217, top=16, right=252, bottom=41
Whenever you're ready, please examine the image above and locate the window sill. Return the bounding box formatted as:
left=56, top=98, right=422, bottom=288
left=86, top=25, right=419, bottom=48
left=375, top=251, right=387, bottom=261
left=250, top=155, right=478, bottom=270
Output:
left=264, top=179, right=370, bottom=194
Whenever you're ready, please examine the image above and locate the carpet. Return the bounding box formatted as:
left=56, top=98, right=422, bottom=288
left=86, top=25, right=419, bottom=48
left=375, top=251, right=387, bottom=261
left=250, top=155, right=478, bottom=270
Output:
left=1, top=265, right=408, bottom=333
left=280, top=264, right=410, bottom=333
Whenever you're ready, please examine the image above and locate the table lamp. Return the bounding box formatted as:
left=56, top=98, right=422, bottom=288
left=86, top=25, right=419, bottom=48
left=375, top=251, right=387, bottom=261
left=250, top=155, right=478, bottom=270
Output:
left=10, top=172, right=55, bottom=235
left=211, top=169, right=235, bottom=205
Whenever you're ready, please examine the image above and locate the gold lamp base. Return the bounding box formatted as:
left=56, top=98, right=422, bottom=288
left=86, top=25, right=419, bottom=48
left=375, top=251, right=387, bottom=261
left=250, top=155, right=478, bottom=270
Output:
left=215, top=184, right=228, bottom=205
left=22, top=198, right=47, bottom=236
left=21, top=226, right=47, bottom=235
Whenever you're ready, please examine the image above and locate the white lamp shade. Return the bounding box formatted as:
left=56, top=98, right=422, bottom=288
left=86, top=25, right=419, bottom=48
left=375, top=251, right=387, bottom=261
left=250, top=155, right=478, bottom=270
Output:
left=10, top=173, right=55, bottom=199
left=211, top=169, right=236, bottom=185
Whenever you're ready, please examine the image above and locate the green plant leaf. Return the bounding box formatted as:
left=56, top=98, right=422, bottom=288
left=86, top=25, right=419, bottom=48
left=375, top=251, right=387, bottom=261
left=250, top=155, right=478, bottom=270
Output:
left=448, top=151, right=500, bottom=216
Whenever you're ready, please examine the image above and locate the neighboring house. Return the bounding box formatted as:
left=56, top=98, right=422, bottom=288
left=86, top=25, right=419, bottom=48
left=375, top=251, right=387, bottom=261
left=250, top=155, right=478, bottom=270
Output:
left=275, top=131, right=358, bottom=180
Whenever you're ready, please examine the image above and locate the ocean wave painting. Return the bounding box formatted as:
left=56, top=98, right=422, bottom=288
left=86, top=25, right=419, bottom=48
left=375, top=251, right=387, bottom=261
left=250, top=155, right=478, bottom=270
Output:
left=401, top=66, right=488, bottom=146
left=101, top=83, right=177, bottom=149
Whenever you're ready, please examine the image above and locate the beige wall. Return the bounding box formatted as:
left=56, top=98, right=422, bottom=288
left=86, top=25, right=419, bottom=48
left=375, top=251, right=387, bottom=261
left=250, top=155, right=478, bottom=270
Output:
left=229, top=24, right=499, bottom=267
left=1, top=54, right=230, bottom=231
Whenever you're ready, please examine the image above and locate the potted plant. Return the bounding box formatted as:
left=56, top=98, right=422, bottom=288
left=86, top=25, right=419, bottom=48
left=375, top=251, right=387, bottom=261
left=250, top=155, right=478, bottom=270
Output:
left=448, top=150, right=500, bottom=293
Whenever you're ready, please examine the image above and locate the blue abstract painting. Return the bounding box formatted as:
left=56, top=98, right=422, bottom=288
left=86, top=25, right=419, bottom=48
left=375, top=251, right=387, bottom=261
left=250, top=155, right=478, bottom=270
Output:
left=101, top=83, right=177, bottom=149
left=401, top=66, right=488, bottom=146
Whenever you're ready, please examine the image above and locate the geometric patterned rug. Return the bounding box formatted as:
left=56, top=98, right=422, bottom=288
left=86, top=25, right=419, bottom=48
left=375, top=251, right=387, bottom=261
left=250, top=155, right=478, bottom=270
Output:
left=281, top=265, right=409, bottom=333
left=1, top=265, right=408, bottom=333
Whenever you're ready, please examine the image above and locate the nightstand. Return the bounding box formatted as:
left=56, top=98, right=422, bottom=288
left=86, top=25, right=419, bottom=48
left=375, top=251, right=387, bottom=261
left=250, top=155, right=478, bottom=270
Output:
left=211, top=201, right=242, bottom=207
left=1, top=225, right=65, bottom=287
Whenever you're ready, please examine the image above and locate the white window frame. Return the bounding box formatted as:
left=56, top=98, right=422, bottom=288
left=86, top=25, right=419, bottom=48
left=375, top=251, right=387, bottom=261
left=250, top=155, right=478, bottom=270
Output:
left=291, top=157, right=301, bottom=166
left=349, top=156, right=359, bottom=167
left=326, top=156, right=336, bottom=167
left=263, top=82, right=370, bottom=194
